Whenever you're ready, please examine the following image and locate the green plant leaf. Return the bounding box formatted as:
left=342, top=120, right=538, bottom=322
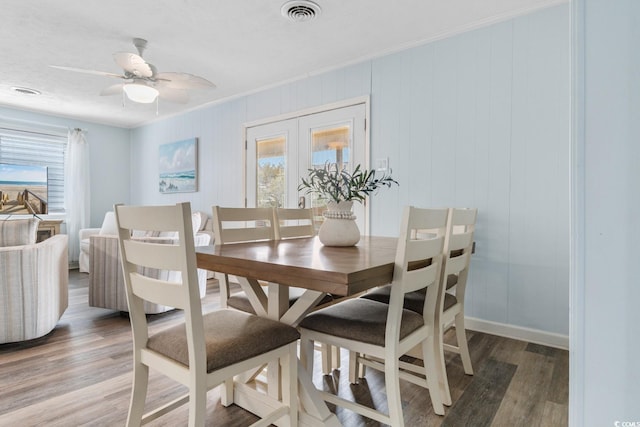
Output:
left=297, top=162, right=398, bottom=203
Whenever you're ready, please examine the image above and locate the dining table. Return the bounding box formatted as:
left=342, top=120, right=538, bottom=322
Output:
left=196, top=235, right=397, bottom=427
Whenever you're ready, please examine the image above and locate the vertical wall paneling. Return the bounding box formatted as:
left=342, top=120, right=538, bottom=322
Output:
left=406, top=44, right=434, bottom=209
left=454, top=32, right=480, bottom=207
left=370, top=52, right=404, bottom=236
left=477, top=21, right=514, bottom=325
left=466, top=27, right=493, bottom=320
left=430, top=36, right=459, bottom=208
left=508, top=7, right=570, bottom=334
left=127, top=4, right=570, bottom=337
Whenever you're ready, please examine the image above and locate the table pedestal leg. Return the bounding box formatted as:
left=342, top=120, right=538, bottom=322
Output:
left=232, top=362, right=341, bottom=427
left=229, top=280, right=342, bottom=426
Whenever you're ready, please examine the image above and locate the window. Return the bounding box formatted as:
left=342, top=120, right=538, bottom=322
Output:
left=0, top=127, right=67, bottom=213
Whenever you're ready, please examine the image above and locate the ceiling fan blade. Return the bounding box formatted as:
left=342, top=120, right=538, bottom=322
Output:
left=155, top=72, right=216, bottom=89
left=100, top=83, right=125, bottom=96
left=50, top=65, right=123, bottom=79
left=157, top=87, right=189, bottom=104
left=113, top=52, right=153, bottom=78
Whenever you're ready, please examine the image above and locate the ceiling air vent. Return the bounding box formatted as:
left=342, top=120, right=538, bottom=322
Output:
left=281, top=0, right=321, bottom=22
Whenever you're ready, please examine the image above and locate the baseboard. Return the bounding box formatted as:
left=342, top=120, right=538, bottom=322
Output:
left=465, top=317, right=569, bottom=350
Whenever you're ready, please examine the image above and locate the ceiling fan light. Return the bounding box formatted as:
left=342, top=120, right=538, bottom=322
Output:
left=123, top=83, right=158, bottom=103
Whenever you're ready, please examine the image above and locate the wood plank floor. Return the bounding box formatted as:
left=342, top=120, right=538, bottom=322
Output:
left=0, top=270, right=568, bottom=426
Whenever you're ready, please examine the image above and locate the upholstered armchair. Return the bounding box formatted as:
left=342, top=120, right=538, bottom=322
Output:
left=78, top=211, right=116, bottom=273
left=0, top=218, right=69, bottom=344
left=88, top=211, right=213, bottom=314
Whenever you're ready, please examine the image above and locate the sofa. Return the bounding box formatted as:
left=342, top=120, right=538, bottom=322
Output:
left=0, top=217, right=69, bottom=343
left=87, top=211, right=213, bottom=314
left=80, top=210, right=213, bottom=273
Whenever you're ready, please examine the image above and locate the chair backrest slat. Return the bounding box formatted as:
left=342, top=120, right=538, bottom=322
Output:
left=403, top=237, right=443, bottom=294
left=123, top=239, right=183, bottom=271
left=221, top=226, right=274, bottom=243
left=450, top=208, right=477, bottom=227
left=442, top=207, right=477, bottom=303
left=274, top=208, right=315, bottom=240
left=448, top=231, right=473, bottom=253
left=212, top=206, right=276, bottom=244
left=445, top=252, right=470, bottom=277
left=117, top=204, right=185, bottom=234
left=386, top=206, right=448, bottom=345
left=130, top=273, right=187, bottom=309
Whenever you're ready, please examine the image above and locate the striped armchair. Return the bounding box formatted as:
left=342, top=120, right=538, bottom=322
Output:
left=0, top=218, right=69, bottom=344
left=88, top=232, right=212, bottom=314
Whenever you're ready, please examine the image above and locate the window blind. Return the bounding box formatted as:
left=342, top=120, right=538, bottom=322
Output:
left=0, top=128, right=67, bottom=213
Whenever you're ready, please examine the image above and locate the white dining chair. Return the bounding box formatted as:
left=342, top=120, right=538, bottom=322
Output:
left=359, top=207, right=478, bottom=406
left=116, top=202, right=299, bottom=426
left=436, top=208, right=477, bottom=378
left=274, top=207, right=342, bottom=374
left=211, top=206, right=276, bottom=313
left=298, top=206, right=449, bottom=424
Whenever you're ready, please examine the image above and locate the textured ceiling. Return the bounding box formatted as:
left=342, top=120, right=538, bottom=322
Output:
left=0, top=0, right=564, bottom=128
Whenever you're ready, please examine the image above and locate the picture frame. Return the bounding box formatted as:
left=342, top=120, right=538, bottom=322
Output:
left=159, top=138, right=198, bottom=194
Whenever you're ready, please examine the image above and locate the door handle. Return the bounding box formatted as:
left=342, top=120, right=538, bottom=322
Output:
left=298, top=196, right=306, bottom=209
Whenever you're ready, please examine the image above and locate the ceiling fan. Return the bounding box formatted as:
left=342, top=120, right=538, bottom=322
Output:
left=51, top=38, right=215, bottom=104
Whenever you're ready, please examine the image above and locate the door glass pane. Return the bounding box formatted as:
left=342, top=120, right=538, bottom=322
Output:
left=309, top=124, right=351, bottom=224
left=256, top=135, right=286, bottom=208
left=247, top=103, right=366, bottom=233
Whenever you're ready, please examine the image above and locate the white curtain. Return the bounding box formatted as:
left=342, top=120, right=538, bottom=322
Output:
left=65, top=129, right=90, bottom=263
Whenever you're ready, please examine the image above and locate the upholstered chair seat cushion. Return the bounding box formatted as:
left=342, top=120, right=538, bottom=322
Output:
left=147, top=309, right=300, bottom=372
left=362, top=282, right=458, bottom=315
left=445, top=273, right=458, bottom=290
left=298, top=298, right=424, bottom=346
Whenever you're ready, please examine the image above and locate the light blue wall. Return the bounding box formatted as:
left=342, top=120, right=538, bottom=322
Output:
left=130, top=4, right=570, bottom=337
left=0, top=107, right=131, bottom=227
left=369, top=6, right=570, bottom=336
left=573, top=0, right=640, bottom=424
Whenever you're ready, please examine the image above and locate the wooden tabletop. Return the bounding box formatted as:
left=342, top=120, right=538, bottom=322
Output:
left=196, top=236, right=397, bottom=296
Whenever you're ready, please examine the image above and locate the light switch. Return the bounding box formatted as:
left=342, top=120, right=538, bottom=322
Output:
left=376, top=157, right=389, bottom=172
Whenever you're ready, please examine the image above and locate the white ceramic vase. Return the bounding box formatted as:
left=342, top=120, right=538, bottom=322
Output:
left=318, top=200, right=360, bottom=247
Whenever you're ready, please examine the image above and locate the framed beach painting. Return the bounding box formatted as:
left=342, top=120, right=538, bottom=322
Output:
left=159, top=138, right=198, bottom=193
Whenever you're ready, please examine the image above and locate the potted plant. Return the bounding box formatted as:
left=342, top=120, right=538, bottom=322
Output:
left=298, top=162, right=398, bottom=246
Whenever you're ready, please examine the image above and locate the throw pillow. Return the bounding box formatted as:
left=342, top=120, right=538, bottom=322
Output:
left=0, top=217, right=41, bottom=247
left=99, top=212, right=118, bottom=235
left=192, top=211, right=208, bottom=234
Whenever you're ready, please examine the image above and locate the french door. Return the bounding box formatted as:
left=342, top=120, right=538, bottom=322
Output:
left=245, top=101, right=368, bottom=232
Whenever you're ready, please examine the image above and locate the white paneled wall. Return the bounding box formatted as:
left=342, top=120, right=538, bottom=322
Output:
left=130, top=5, right=570, bottom=338
left=369, top=6, right=570, bottom=336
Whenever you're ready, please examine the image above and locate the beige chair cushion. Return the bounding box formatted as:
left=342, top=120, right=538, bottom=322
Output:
left=445, top=273, right=458, bottom=290
left=299, top=298, right=424, bottom=346
left=147, top=309, right=300, bottom=372
left=0, top=218, right=40, bottom=247
left=362, top=284, right=458, bottom=315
